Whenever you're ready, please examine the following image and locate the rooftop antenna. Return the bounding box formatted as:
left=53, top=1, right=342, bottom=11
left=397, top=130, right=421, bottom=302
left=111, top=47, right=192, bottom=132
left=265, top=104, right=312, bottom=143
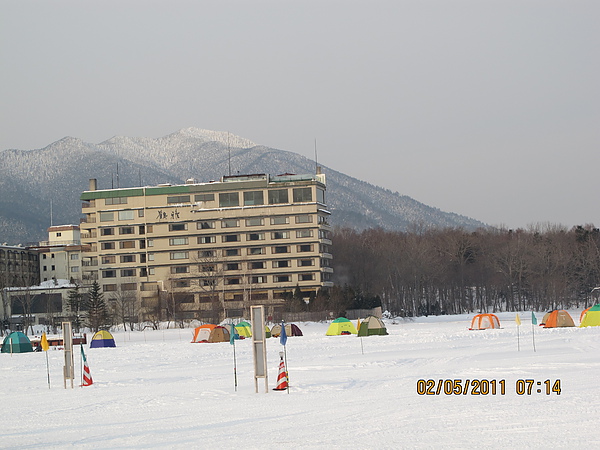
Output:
left=50, top=199, right=53, bottom=227
left=314, top=138, right=318, bottom=174
left=228, top=132, right=231, bottom=176
left=139, top=169, right=142, bottom=187
left=116, top=162, right=120, bottom=188
left=111, top=173, right=114, bottom=189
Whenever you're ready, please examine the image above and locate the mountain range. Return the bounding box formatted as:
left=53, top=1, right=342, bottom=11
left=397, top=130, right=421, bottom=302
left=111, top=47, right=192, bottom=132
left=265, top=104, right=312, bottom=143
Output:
left=0, top=127, right=486, bottom=245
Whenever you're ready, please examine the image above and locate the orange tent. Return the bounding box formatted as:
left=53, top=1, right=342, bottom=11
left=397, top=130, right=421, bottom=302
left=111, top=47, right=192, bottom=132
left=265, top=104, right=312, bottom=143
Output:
left=542, top=310, right=575, bottom=328
left=469, top=314, right=501, bottom=330
left=191, top=324, right=217, bottom=343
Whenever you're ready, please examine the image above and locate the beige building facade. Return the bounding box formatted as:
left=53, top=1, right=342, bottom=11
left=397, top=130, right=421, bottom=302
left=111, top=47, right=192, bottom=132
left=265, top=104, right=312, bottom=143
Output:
left=80, top=173, right=333, bottom=321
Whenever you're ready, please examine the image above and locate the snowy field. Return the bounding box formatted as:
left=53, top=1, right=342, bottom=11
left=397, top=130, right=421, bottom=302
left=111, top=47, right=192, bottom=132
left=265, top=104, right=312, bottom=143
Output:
left=2, top=311, right=599, bottom=449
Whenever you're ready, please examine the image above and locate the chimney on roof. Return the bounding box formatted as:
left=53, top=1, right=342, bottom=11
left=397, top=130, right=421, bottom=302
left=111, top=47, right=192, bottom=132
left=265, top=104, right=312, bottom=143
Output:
left=89, top=179, right=97, bottom=191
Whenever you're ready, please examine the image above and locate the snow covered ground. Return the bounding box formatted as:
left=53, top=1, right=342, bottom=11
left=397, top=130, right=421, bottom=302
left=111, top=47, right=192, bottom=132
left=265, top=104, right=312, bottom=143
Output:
left=2, top=311, right=599, bottom=449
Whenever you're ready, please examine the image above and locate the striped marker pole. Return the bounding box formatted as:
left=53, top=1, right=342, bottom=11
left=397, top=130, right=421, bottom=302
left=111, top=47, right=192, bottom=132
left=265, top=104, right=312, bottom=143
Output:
left=80, top=345, right=93, bottom=387
left=273, top=353, right=288, bottom=391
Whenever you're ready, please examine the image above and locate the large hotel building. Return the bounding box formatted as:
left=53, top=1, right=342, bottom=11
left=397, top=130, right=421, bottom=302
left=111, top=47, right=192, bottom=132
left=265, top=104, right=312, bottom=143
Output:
left=79, top=172, right=333, bottom=321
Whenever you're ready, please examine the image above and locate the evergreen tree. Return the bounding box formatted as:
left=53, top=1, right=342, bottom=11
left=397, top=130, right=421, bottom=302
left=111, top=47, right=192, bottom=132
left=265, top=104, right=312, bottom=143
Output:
left=85, top=281, right=108, bottom=332
left=67, top=284, right=85, bottom=332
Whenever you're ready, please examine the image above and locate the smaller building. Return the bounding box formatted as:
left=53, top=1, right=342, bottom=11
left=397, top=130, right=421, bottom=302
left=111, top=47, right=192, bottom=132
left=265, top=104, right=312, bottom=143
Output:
left=2, top=279, right=78, bottom=330
left=0, top=244, right=40, bottom=289
left=30, top=225, right=87, bottom=284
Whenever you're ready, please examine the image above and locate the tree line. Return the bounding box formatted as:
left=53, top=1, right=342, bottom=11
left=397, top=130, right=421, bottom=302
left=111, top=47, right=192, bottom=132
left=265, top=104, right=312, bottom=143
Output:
left=330, top=224, right=600, bottom=317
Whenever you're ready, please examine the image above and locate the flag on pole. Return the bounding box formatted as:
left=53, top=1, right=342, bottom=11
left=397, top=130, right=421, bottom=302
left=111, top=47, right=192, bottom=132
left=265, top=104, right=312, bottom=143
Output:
left=280, top=321, right=287, bottom=346
left=515, top=313, right=521, bottom=326
left=229, top=324, right=236, bottom=345
left=531, top=311, right=537, bottom=325
left=80, top=346, right=93, bottom=387
left=41, top=332, right=50, bottom=352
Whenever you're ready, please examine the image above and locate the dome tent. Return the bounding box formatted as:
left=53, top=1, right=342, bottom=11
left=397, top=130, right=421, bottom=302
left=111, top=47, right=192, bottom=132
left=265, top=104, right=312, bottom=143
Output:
left=469, top=314, right=501, bottom=330
left=1, top=331, right=33, bottom=353
left=271, top=323, right=303, bottom=337
left=357, top=316, right=388, bottom=336
left=542, top=310, right=575, bottom=328
left=90, top=330, right=116, bottom=348
left=326, top=317, right=358, bottom=336
left=580, top=304, right=600, bottom=327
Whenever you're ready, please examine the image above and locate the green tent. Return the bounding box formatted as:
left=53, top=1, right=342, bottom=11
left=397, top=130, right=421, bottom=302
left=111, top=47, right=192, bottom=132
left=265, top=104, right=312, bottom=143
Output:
left=1, top=331, right=34, bottom=353
left=235, top=321, right=252, bottom=338
left=580, top=304, right=600, bottom=327
left=357, top=316, right=388, bottom=336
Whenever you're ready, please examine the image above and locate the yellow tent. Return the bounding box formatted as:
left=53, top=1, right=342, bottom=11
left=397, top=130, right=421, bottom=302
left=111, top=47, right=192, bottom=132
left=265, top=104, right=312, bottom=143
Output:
left=580, top=304, right=600, bottom=327
left=326, top=317, right=358, bottom=335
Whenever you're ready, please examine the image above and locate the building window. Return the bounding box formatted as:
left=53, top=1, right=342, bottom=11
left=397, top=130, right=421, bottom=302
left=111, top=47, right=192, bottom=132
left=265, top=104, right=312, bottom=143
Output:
left=299, top=273, right=315, bottom=281
left=121, top=283, right=137, bottom=291
left=138, top=210, right=144, bottom=217
left=293, top=187, right=312, bottom=203
left=247, top=247, right=265, bottom=255
left=246, top=217, right=264, bottom=227
left=167, top=195, right=190, bottom=204
left=197, top=220, right=215, bottom=229
left=225, top=248, right=240, bottom=257
left=199, top=250, right=215, bottom=258
left=119, top=226, right=135, bottom=235
left=201, top=264, right=215, bottom=272
left=270, top=216, right=289, bottom=225
left=272, top=260, right=290, bottom=268
left=100, top=212, right=114, bottom=222
left=319, top=230, right=331, bottom=239
left=42, top=254, right=47, bottom=259
left=198, top=236, right=216, bottom=244
left=250, top=276, right=267, bottom=284
left=169, top=237, right=189, bottom=246
left=273, top=246, right=289, bottom=254
left=268, top=189, right=288, bottom=204
left=249, top=261, right=265, bottom=270
left=296, top=229, right=313, bottom=238
left=219, top=192, right=239, bottom=207
left=316, top=188, right=325, bottom=204
left=299, top=259, right=314, bottom=267
left=226, top=263, right=240, bottom=271
left=71, top=267, right=79, bottom=273
left=274, top=275, right=290, bottom=283
left=225, top=278, right=241, bottom=285
left=100, top=228, right=114, bottom=236
left=320, top=244, right=330, bottom=253
left=247, top=232, right=265, bottom=241
left=195, top=193, right=215, bottom=202
left=272, top=231, right=289, bottom=240
left=295, top=214, right=312, bottom=224
left=105, top=197, right=127, bottom=205
left=118, top=210, right=135, bottom=221
left=169, top=223, right=188, bottom=231
left=244, top=191, right=264, bottom=206
left=103, top=284, right=117, bottom=291
left=171, top=266, right=189, bottom=274
left=101, top=242, right=115, bottom=250
left=51, top=265, right=55, bottom=270
left=102, top=256, right=116, bottom=264
left=70, top=254, right=79, bottom=260
left=120, top=255, right=136, bottom=263
left=120, top=241, right=136, bottom=249
left=298, top=244, right=313, bottom=252
left=222, top=219, right=239, bottom=228
left=43, top=266, right=47, bottom=271
left=170, top=252, right=189, bottom=260
left=175, top=280, right=190, bottom=288
left=222, top=234, right=240, bottom=243
left=103, top=270, right=117, bottom=278
left=147, top=253, right=155, bottom=261
left=121, top=269, right=136, bottom=277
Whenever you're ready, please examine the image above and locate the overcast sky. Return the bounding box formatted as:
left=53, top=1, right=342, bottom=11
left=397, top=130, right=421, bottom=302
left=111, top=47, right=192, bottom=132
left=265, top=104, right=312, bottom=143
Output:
left=1, top=0, right=598, bottom=230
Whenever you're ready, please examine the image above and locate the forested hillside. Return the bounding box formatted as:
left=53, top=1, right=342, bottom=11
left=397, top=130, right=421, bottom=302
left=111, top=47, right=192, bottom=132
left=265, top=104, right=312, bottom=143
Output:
left=0, top=128, right=485, bottom=244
